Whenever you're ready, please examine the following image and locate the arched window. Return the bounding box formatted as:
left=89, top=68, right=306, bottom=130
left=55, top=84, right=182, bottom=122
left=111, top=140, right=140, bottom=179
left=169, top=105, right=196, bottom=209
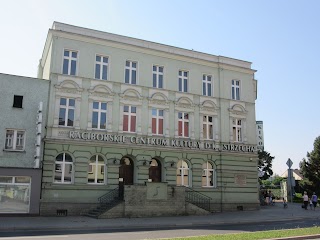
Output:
left=176, top=160, right=190, bottom=187
left=88, top=155, right=105, bottom=184
left=54, top=153, right=73, bottom=183
left=202, top=161, right=215, bottom=187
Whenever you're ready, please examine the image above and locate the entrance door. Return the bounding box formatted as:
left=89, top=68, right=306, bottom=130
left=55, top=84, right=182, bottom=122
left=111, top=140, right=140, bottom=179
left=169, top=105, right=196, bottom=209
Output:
left=149, top=159, right=161, bottom=182
left=119, top=157, right=133, bottom=185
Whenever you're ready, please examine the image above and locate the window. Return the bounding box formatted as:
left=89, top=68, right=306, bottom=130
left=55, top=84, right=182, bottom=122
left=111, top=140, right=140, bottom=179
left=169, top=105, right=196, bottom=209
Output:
left=176, top=160, right=190, bottom=187
left=232, top=80, right=240, bottom=100
left=0, top=176, right=31, bottom=213
left=54, top=153, right=73, bottom=183
left=153, top=65, right=163, bottom=88
left=152, top=109, right=164, bottom=135
left=95, top=55, right=108, bottom=80
left=178, top=70, right=188, bottom=92
left=88, top=155, right=105, bottom=184
left=202, top=74, right=212, bottom=96
left=202, top=161, right=215, bottom=187
left=5, top=129, right=25, bottom=151
left=233, top=118, right=242, bottom=142
left=62, top=50, right=77, bottom=75
left=59, top=98, right=75, bottom=127
left=203, top=116, right=214, bottom=140
left=92, top=102, right=107, bottom=129
left=125, top=61, right=137, bottom=84
left=178, top=112, right=189, bottom=137
left=123, top=105, right=136, bottom=132
left=13, top=95, right=23, bottom=108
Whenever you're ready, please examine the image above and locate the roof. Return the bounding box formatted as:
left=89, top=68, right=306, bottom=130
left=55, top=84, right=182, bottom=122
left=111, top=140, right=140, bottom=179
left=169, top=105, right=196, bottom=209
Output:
left=280, top=169, right=303, bottom=180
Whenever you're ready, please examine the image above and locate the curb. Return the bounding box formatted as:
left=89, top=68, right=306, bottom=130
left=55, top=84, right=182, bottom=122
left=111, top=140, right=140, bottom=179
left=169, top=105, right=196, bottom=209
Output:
left=266, top=234, right=320, bottom=240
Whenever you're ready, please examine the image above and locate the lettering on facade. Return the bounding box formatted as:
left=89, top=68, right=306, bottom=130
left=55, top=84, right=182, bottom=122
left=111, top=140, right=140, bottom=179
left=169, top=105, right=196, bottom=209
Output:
left=68, top=131, right=257, bottom=153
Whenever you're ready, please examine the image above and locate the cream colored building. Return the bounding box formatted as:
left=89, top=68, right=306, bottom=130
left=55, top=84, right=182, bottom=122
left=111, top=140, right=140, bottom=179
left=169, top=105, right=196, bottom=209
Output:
left=37, top=22, right=259, bottom=217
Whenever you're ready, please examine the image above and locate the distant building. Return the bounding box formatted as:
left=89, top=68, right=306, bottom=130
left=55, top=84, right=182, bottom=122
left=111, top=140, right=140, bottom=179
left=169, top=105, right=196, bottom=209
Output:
left=37, top=22, right=259, bottom=217
left=281, top=169, right=303, bottom=181
left=256, top=121, right=264, bottom=151
left=0, top=73, right=49, bottom=214
left=281, top=169, right=303, bottom=193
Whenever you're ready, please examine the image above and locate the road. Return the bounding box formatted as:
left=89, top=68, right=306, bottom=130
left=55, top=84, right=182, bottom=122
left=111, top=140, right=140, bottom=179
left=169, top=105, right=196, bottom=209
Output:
left=1, top=219, right=320, bottom=240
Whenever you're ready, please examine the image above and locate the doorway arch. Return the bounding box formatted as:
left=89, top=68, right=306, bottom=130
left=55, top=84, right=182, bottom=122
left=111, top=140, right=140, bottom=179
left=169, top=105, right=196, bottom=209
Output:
left=119, top=157, right=134, bottom=185
left=149, top=158, right=162, bottom=182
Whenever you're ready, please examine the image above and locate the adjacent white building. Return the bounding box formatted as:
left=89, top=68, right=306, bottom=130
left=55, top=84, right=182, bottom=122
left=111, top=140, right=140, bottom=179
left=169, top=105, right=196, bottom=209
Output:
left=0, top=73, right=49, bottom=214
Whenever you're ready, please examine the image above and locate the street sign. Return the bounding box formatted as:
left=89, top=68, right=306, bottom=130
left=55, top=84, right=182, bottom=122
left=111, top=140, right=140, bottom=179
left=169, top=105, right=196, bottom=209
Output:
left=286, top=158, right=293, bottom=169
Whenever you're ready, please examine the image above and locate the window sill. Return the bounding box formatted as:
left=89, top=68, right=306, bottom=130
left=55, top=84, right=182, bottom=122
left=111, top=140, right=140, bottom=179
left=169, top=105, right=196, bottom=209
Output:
left=3, top=149, right=26, bottom=153
left=53, top=182, right=73, bottom=184
left=58, top=125, right=75, bottom=128
left=91, top=128, right=107, bottom=131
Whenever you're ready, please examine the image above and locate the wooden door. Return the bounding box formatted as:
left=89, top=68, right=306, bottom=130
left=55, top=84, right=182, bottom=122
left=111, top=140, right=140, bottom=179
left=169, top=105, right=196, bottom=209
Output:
left=149, top=159, right=161, bottom=182
left=149, top=166, right=161, bottom=182
left=119, top=158, right=133, bottom=185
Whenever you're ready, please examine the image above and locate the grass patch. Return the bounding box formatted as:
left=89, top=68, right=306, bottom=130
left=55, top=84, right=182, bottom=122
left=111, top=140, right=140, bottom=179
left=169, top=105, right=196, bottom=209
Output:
left=159, top=227, right=320, bottom=240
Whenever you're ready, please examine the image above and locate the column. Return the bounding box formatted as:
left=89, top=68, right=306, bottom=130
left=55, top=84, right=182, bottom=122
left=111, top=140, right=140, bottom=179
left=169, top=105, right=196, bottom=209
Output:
left=87, top=99, right=93, bottom=130
left=107, top=101, right=113, bottom=132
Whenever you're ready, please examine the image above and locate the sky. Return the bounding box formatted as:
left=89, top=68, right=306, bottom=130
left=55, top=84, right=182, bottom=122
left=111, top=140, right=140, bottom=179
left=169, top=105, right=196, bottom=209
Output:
left=1, top=0, right=319, bottom=175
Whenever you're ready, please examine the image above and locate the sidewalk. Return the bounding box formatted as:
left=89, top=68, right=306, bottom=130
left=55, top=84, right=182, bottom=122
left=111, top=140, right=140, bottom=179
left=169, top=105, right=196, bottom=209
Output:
left=0, top=202, right=319, bottom=232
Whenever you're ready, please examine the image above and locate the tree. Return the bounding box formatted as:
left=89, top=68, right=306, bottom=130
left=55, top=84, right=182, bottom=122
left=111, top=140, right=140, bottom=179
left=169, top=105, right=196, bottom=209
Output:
left=299, top=136, right=320, bottom=194
left=272, top=175, right=284, bottom=186
left=258, top=150, right=274, bottom=181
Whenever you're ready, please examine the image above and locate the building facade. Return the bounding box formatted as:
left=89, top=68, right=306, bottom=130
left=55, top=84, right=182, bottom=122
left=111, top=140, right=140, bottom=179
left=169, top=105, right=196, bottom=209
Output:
left=0, top=73, right=49, bottom=214
left=38, top=22, right=259, bottom=217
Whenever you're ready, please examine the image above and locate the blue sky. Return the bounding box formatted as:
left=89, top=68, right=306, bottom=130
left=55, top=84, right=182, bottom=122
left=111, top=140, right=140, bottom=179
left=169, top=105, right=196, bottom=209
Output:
left=1, top=0, right=319, bottom=175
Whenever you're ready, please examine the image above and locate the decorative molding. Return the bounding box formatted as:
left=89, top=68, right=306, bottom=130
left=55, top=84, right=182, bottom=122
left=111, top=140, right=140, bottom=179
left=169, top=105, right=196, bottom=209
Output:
left=54, top=80, right=83, bottom=95
left=228, top=104, right=247, bottom=116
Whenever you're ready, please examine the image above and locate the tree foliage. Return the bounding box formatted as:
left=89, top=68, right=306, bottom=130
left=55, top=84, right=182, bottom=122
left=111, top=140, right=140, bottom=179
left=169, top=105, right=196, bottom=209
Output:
left=258, top=150, right=274, bottom=181
left=299, top=136, right=320, bottom=194
left=261, top=175, right=284, bottom=187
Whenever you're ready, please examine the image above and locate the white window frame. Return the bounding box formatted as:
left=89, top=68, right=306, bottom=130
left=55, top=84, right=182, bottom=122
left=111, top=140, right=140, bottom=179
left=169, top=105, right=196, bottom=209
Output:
left=152, top=65, right=164, bottom=88
left=203, top=115, right=214, bottom=140
left=232, top=80, right=240, bottom=100
left=95, top=55, right=108, bottom=80
left=125, top=60, right=137, bottom=84
left=54, top=153, right=73, bottom=184
left=178, top=70, right=188, bottom=92
left=177, top=160, right=190, bottom=187
left=178, top=112, right=189, bottom=137
left=59, top=98, right=75, bottom=127
left=123, top=105, right=137, bottom=133
left=88, top=155, right=106, bottom=185
left=233, top=118, right=242, bottom=142
left=4, top=129, right=26, bottom=151
left=202, top=74, right=213, bottom=96
left=62, top=49, right=78, bottom=76
left=92, top=101, right=107, bottom=130
left=202, top=161, right=215, bottom=188
left=152, top=108, right=164, bottom=135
